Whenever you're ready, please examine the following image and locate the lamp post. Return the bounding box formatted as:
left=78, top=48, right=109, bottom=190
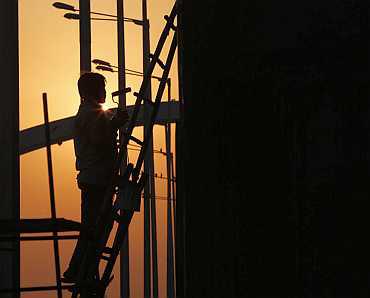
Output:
left=140, top=1, right=159, bottom=297
left=79, top=0, right=91, bottom=74
left=116, top=1, right=130, bottom=297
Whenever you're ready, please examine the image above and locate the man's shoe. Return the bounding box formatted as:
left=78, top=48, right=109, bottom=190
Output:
left=61, top=268, right=78, bottom=283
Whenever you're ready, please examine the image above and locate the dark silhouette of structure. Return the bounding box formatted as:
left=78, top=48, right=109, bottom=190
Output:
left=176, top=1, right=370, bottom=297
left=2, top=0, right=370, bottom=297
left=0, top=1, right=20, bottom=297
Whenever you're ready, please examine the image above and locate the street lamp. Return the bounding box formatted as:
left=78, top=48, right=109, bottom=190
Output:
left=53, top=2, right=144, bottom=25
left=63, top=13, right=80, bottom=20
left=96, top=65, right=142, bottom=78
left=63, top=12, right=144, bottom=24
left=93, top=59, right=164, bottom=82
left=52, top=2, right=75, bottom=11
left=96, top=65, right=116, bottom=73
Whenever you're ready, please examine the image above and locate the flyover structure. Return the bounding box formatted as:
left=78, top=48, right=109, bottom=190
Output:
left=19, top=101, right=179, bottom=155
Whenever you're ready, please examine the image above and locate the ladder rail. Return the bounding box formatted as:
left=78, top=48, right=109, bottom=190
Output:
left=84, top=2, right=179, bottom=253
left=101, top=211, right=134, bottom=287
left=133, top=31, right=178, bottom=179
left=116, top=2, right=178, bottom=170
left=94, top=31, right=178, bottom=296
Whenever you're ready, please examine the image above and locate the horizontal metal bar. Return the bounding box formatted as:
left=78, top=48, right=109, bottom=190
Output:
left=0, top=217, right=81, bottom=233
left=0, top=285, right=73, bottom=293
left=0, top=235, right=79, bottom=242
left=129, top=135, right=144, bottom=146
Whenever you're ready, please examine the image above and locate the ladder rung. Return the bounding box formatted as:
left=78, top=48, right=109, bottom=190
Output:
left=133, top=92, right=155, bottom=106
left=129, top=135, right=144, bottom=146
left=143, top=98, right=155, bottom=106
left=113, top=213, right=122, bottom=223
left=105, top=275, right=114, bottom=287
left=102, top=247, right=113, bottom=255
left=149, top=54, right=166, bottom=69
left=164, top=15, right=177, bottom=30
left=111, top=87, right=131, bottom=97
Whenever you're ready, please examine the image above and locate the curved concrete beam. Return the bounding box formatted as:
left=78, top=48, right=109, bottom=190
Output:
left=19, top=101, right=179, bottom=155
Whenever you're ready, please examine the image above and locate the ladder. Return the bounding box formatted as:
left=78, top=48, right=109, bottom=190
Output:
left=68, top=3, right=178, bottom=297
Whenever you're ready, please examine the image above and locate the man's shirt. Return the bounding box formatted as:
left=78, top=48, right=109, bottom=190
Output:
left=74, top=100, right=117, bottom=186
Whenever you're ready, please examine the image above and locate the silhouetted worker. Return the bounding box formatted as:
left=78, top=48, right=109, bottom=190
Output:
left=62, top=72, right=129, bottom=283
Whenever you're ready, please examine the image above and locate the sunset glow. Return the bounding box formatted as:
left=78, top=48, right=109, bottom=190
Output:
left=101, top=103, right=110, bottom=111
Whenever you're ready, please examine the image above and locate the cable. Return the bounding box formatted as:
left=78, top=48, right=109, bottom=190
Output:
left=127, top=143, right=170, bottom=155
left=140, top=194, right=176, bottom=201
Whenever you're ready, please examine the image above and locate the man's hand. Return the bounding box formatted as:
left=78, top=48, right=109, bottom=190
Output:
left=111, top=108, right=129, bottom=129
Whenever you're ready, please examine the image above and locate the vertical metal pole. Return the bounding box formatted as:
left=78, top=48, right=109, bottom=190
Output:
left=117, top=1, right=130, bottom=297
left=171, top=152, right=176, bottom=220
left=42, top=93, right=62, bottom=298
left=168, top=79, right=177, bottom=231
left=149, top=128, right=159, bottom=298
left=79, top=0, right=91, bottom=74
left=170, top=150, right=176, bottom=297
left=166, top=123, right=175, bottom=298
left=0, top=1, right=20, bottom=297
left=175, top=3, right=185, bottom=294
left=142, top=0, right=153, bottom=296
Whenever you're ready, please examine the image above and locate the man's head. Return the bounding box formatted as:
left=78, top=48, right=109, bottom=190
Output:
left=78, top=72, right=106, bottom=103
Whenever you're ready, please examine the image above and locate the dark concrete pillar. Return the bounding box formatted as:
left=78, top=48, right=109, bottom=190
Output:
left=176, top=1, right=370, bottom=297
left=0, top=0, right=20, bottom=297
left=79, top=0, right=91, bottom=73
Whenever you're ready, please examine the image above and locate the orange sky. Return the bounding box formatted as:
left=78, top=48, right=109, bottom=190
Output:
left=19, top=0, right=178, bottom=297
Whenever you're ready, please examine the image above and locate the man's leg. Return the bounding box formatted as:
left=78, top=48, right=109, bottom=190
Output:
left=85, top=185, right=114, bottom=277
left=63, top=186, right=89, bottom=281
left=63, top=184, right=113, bottom=282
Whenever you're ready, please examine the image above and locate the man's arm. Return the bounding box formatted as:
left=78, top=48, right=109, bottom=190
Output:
left=110, top=108, right=129, bottom=130
left=88, top=109, right=129, bottom=145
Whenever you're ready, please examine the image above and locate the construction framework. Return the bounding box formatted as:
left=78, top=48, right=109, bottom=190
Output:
left=0, top=1, right=178, bottom=297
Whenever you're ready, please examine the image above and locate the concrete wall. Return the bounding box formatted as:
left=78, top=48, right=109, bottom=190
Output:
left=0, top=0, right=20, bottom=297
left=176, top=1, right=370, bottom=297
